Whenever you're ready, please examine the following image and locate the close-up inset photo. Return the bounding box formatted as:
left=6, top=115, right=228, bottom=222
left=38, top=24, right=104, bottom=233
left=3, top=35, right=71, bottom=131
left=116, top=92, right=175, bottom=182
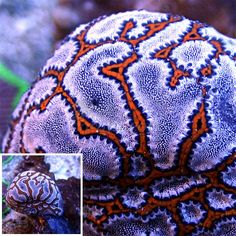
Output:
left=2, top=154, right=82, bottom=234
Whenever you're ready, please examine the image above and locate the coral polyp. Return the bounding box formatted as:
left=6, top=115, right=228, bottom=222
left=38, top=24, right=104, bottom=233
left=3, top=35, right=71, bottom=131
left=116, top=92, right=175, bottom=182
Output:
left=3, top=10, right=236, bottom=235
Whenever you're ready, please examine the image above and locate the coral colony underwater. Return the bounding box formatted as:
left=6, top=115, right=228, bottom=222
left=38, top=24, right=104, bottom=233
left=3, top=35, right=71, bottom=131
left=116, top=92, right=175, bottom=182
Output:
left=6, top=171, right=64, bottom=216
left=3, top=155, right=81, bottom=234
left=3, top=10, right=236, bottom=235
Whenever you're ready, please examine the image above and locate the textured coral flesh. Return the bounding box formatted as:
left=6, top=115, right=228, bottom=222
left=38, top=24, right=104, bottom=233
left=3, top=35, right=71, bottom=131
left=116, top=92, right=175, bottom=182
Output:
left=3, top=10, right=236, bottom=235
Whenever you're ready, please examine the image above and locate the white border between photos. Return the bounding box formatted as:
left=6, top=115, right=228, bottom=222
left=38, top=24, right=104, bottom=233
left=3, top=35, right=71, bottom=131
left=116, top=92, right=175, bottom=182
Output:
left=0, top=153, right=83, bottom=236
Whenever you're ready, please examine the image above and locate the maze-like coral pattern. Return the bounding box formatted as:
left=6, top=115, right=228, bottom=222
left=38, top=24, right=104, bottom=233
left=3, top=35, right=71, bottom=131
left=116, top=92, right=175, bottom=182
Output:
left=6, top=171, right=63, bottom=216
left=3, top=10, right=236, bottom=235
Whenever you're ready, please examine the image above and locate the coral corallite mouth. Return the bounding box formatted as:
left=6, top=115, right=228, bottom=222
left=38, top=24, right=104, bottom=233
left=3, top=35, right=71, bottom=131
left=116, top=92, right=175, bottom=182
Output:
left=2, top=10, right=236, bottom=235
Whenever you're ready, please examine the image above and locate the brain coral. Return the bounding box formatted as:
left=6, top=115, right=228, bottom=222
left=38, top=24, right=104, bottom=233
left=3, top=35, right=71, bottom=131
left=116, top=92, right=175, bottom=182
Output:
left=2, top=10, right=236, bottom=235
left=6, top=171, right=63, bottom=216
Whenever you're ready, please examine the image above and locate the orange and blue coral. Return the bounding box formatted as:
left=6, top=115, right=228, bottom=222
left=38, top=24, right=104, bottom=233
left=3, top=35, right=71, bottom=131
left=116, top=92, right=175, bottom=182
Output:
left=6, top=170, right=63, bottom=216
left=3, top=10, right=236, bottom=235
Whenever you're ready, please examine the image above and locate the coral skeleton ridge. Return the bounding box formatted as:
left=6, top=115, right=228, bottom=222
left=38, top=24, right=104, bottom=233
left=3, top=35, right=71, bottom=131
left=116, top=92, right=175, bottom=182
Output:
left=3, top=10, right=236, bottom=235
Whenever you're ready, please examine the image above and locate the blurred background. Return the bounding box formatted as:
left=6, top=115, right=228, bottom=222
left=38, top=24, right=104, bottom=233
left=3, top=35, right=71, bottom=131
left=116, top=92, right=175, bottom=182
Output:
left=0, top=0, right=235, bottom=151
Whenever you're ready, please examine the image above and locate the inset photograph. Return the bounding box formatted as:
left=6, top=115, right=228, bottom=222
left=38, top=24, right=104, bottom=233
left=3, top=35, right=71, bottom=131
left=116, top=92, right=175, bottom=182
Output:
left=2, top=154, right=82, bottom=234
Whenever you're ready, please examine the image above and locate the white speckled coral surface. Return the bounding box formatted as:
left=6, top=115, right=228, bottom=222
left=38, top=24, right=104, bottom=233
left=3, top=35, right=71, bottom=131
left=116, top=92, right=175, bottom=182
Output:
left=2, top=10, right=236, bottom=236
